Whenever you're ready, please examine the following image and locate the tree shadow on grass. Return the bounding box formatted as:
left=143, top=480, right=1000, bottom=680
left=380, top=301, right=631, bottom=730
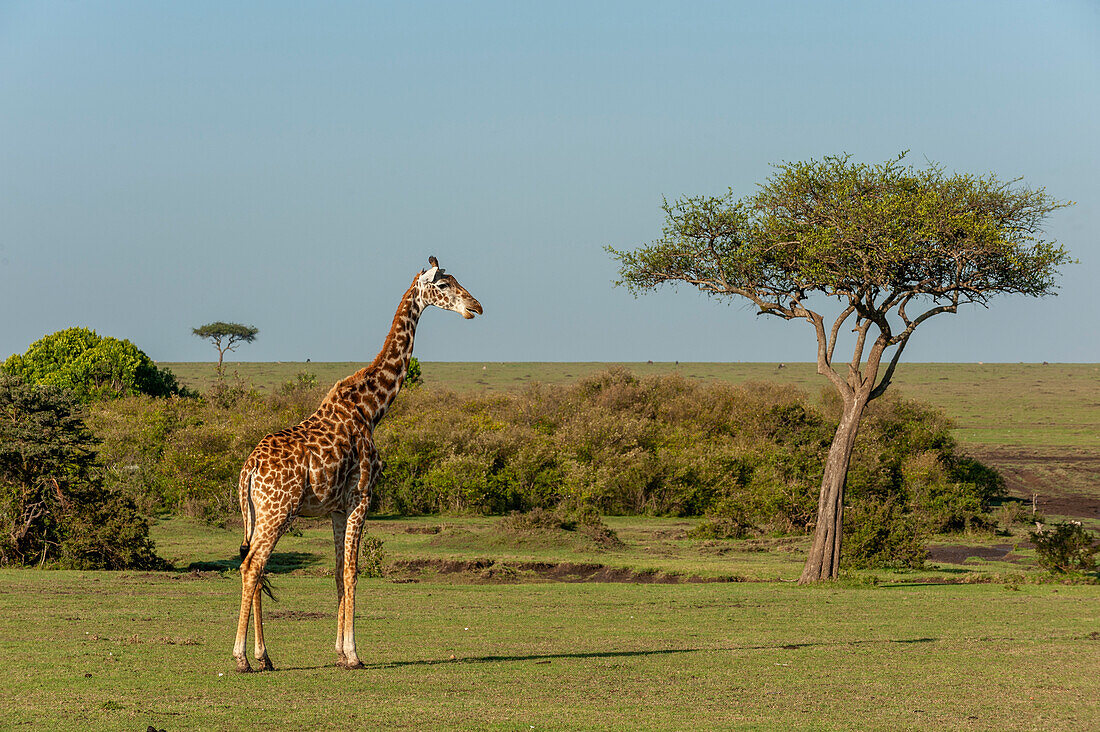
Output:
left=184, top=551, right=322, bottom=574
left=278, top=637, right=938, bottom=672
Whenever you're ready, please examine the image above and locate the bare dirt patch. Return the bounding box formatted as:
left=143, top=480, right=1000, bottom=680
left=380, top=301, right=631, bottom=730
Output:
left=927, top=544, right=1027, bottom=565
left=967, top=446, right=1100, bottom=520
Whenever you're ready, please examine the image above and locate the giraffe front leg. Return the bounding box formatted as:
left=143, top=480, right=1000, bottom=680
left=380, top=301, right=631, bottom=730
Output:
left=339, top=503, right=370, bottom=669
left=331, top=511, right=348, bottom=666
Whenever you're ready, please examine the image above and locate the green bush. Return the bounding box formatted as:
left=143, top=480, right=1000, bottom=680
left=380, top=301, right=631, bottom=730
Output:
left=373, top=370, right=997, bottom=539
left=842, top=497, right=928, bottom=569
left=498, top=506, right=623, bottom=549
left=279, top=371, right=318, bottom=395
left=405, top=357, right=423, bottom=388
left=3, top=327, right=183, bottom=402
left=1029, top=521, right=1099, bottom=573
left=686, top=517, right=753, bottom=540
left=0, top=375, right=164, bottom=569
left=86, top=366, right=1003, bottom=569
left=359, top=536, right=386, bottom=577
left=89, top=386, right=322, bottom=520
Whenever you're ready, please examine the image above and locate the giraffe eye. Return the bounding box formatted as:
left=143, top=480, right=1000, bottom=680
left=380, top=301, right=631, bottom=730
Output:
left=437, top=281, right=450, bottom=289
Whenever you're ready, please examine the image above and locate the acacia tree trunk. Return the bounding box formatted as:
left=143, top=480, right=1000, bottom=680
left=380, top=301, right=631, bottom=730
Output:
left=799, top=394, right=869, bottom=583
left=216, top=346, right=227, bottom=378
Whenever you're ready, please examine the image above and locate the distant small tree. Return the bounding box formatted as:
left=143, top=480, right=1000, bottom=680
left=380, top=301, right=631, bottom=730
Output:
left=192, top=322, right=259, bottom=377
left=610, top=153, right=1072, bottom=582
left=2, top=327, right=181, bottom=402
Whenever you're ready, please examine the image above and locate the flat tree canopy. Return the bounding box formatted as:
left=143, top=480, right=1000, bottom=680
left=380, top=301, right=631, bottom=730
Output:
left=192, top=322, right=259, bottom=375
left=610, top=153, right=1072, bottom=582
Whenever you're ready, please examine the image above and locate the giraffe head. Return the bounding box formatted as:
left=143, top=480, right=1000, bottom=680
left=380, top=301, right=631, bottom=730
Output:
left=416, top=256, right=483, bottom=319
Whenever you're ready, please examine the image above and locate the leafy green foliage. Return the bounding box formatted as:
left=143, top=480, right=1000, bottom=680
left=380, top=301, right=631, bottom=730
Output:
left=842, top=497, right=928, bottom=570
left=611, top=154, right=1071, bottom=312
left=405, top=356, right=423, bottom=388
left=499, top=506, right=624, bottom=549
left=0, top=375, right=164, bottom=569
left=279, top=371, right=318, bottom=395
left=378, top=369, right=996, bottom=537
left=359, top=535, right=385, bottom=578
left=1029, top=521, right=1099, bottom=574
left=90, top=384, right=320, bottom=521
left=686, top=517, right=752, bottom=540
left=191, top=322, right=259, bottom=343
left=2, top=327, right=182, bottom=402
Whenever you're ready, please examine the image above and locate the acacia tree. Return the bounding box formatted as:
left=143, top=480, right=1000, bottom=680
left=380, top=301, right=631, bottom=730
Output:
left=610, top=154, right=1071, bottom=582
left=191, top=322, right=259, bottom=376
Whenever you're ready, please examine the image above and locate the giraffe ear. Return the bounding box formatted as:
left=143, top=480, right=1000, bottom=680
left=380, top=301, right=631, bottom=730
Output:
left=418, top=266, right=439, bottom=284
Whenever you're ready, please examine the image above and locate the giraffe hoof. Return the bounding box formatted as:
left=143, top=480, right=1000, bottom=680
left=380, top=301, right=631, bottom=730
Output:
left=340, top=658, right=365, bottom=670
left=257, top=656, right=276, bottom=672
left=235, top=659, right=253, bottom=673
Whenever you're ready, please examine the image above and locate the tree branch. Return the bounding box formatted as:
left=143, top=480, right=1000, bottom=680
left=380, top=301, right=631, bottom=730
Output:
left=848, top=319, right=872, bottom=386
left=887, top=292, right=960, bottom=346
left=870, top=337, right=910, bottom=400
left=808, top=310, right=851, bottom=397
left=826, top=304, right=856, bottom=364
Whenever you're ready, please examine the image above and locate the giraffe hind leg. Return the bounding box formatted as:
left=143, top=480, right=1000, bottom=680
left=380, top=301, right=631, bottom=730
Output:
left=233, top=527, right=278, bottom=672
left=252, top=589, right=275, bottom=671
left=234, top=567, right=257, bottom=672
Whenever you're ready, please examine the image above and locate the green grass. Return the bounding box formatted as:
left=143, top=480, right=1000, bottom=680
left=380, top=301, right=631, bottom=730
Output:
left=1, top=528, right=1096, bottom=730
left=151, top=512, right=1067, bottom=588
left=157, top=515, right=807, bottom=583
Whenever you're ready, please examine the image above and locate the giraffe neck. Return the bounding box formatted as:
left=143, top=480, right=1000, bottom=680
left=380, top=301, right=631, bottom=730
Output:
left=327, top=278, right=423, bottom=430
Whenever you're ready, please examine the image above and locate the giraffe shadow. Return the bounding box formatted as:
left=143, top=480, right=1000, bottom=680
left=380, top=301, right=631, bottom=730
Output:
left=279, top=637, right=938, bottom=672
left=278, top=647, right=701, bottom=672
left=368, top=637, right=937, bottom=669
left=184, top=551, right=323, bottom=574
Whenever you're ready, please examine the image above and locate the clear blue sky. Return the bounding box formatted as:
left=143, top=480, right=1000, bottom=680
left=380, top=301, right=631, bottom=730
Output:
left=2, top=1, right=1098, bottom=364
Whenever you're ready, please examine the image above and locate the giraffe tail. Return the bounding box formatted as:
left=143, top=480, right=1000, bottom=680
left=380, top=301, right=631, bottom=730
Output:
left=239, top=471, right=277, bottom=602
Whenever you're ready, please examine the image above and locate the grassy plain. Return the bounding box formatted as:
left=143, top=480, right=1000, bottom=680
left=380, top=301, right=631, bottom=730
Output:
left=6, top=363, right=1087, bottom=729
left=1, top=515, right=1097, bottom=731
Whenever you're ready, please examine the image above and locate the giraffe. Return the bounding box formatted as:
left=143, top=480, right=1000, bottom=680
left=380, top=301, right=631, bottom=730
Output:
left=232, top=257, right=482, bottom=672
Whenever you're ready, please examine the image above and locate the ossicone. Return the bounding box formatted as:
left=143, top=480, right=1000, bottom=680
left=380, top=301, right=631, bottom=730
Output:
left=418, top=258, right=444, bottom=284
